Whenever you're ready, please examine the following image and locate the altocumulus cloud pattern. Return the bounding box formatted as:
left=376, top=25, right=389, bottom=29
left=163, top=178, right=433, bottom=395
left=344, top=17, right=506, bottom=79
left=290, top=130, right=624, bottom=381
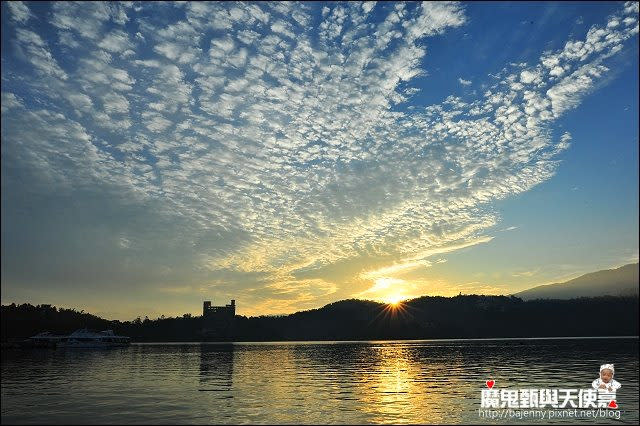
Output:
left=1, top=2, right=638, bottom=314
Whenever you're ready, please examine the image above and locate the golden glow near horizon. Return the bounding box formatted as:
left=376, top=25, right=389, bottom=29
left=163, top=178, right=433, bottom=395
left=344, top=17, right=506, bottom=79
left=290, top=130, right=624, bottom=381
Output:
left=385, top=295, right=405, bottom=306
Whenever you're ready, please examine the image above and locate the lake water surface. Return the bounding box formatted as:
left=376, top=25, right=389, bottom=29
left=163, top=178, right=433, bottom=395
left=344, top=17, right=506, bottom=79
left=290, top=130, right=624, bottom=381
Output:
left=2, top=338, right=638, bottom=424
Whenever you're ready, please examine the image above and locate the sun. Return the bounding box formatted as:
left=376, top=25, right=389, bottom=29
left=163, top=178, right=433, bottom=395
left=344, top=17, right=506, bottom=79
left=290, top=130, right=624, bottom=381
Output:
left=380, top=294, right=410, bottom=319
left=386, top=294, right=405, bottom=306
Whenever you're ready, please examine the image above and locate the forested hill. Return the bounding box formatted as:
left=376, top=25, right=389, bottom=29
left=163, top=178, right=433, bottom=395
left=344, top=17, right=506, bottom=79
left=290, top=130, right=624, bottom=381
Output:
left=2, top=295, right=638, bottom=342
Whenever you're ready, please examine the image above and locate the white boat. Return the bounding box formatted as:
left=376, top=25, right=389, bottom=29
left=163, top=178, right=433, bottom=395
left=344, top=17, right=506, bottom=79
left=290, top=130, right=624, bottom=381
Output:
left=55, top=328, right=131, bottom=348
left=27, top=331, right=68, bottom=347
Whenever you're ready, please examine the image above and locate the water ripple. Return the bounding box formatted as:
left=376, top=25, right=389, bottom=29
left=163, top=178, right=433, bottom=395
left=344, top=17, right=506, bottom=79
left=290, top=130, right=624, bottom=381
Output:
left=2, top=338, right=637, bottom=424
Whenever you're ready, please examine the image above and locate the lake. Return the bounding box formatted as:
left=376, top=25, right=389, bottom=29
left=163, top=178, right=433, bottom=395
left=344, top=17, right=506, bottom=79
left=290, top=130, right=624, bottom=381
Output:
left=1, top=338, right=638, bottom=424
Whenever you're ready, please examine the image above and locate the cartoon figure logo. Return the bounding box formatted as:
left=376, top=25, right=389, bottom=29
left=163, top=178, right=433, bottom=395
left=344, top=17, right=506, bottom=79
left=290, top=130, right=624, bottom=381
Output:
left=592, top=364, right=621, bottom=393
left=592, top=363, right=621, bottom=408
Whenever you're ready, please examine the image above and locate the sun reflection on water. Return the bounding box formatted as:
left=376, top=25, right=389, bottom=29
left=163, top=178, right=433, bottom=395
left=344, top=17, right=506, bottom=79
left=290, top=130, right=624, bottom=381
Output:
left=353, top=343, right=460, bottom=424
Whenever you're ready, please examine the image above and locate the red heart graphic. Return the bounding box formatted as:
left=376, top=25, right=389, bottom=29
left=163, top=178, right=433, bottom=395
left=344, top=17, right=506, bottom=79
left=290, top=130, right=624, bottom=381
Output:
left=486, top=380, right=495, bottom=389
left=608, top=400, right=618, bottom=409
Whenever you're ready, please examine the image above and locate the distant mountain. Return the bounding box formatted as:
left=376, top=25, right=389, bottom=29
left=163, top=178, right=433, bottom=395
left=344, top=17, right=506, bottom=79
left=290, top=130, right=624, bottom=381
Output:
left=515, top=263, right=638, bottom=300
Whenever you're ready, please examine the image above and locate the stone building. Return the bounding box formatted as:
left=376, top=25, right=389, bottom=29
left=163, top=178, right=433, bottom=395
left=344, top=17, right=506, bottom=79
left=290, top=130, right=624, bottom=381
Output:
left=202, top=300, right=236, bottom=339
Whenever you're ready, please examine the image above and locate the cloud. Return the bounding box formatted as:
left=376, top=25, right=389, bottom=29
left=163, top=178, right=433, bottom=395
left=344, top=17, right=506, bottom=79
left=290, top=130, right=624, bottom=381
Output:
left=404, top=2, right=466, bottom=42
left=14, top=29, right=68, bottom=80
left=546, top=63, right=608, bottom=117
left=458, top=78, right=472, bottom=86
left=361, top=260, right=431, bottom=281
left=98, top=30, right=133, bottom=53
left=1, top=92, right=24, bottom=112
left=7, top=1, right=32, bottom=23
left=512, top=268, right=540, bottom=278
left=50, top=2, right=111, bottom=40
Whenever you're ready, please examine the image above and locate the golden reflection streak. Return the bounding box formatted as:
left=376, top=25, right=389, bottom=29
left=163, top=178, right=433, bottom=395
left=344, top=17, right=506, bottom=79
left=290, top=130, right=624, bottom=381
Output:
left=352, top=344, right=452, bottom=424
left=352, top=304, right=473, bottom=423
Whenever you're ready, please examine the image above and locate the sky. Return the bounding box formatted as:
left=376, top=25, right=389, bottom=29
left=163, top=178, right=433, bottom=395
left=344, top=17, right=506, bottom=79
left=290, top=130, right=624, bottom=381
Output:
left=1, top=1, right=638, bottom=320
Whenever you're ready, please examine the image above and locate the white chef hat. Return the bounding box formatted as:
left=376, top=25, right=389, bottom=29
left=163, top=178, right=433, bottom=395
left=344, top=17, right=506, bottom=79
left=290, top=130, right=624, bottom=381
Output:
left=600, top=364, right=614, bottom=374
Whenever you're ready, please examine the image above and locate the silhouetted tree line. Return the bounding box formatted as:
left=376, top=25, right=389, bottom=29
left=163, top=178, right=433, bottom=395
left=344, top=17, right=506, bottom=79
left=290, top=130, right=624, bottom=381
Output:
left=2, top=295, right=638, bottom=342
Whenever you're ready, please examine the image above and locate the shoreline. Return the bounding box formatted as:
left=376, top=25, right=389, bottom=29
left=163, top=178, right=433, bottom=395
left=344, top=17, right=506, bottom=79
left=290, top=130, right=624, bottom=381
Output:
left=4, top=335, right=638, bottom=349
left=130, top=335, right=640, bottom=344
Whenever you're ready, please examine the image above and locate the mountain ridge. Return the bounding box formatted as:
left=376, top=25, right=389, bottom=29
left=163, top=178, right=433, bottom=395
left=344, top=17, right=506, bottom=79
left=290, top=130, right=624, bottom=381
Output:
left=514, top=263, right=638, bottom=300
